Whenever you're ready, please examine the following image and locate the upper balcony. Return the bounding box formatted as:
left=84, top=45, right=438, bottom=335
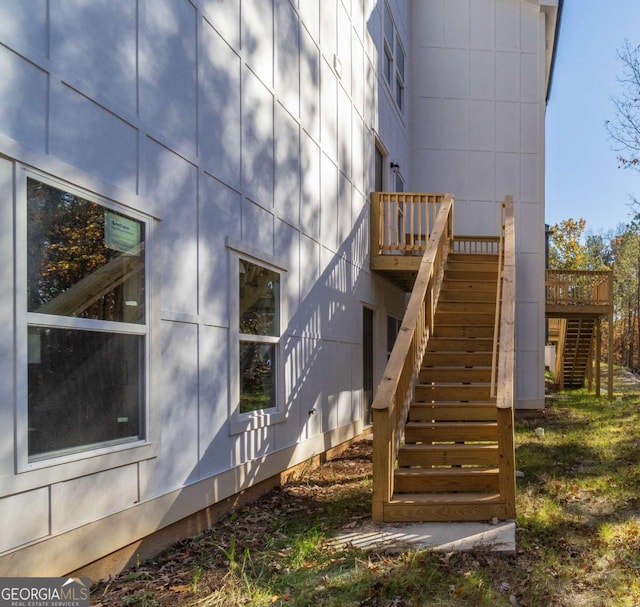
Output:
left=545, top=270, right=613, bottom=318
left=370, top=192, right=503, bottom=290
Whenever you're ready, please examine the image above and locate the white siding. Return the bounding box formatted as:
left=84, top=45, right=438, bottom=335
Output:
left=409, top=0, right=546, bottom=409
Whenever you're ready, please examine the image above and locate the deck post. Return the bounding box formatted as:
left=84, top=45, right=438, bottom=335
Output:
left=497, top=407, right=516, bottom=518
left=595, top=318, right=601, bottom=397
left=372, top=402, right=392, bottom=522
left=608, top=312, right=614, bottom=401
left=587, top=337, right=594, bottom=393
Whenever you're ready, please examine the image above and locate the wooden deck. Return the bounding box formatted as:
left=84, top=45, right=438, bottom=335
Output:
left=545, top=270, right=613, bottom=397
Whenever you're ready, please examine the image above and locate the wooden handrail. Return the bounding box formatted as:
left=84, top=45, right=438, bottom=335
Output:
left=372, top=195, right=454, bottom=520
left=490, top=204, right=506, bottom=399
left=495, top=196, right=516, bottom=518
left=496, top=197, right=515, bottom=410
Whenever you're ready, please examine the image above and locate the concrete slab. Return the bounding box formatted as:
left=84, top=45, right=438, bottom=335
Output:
left=329, top=520, right=516, bottom=554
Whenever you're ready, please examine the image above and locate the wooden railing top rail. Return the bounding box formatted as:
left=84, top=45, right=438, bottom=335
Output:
left=453, top=236, right=500, bottom=255
left=547, top=270, right=610, bottom=278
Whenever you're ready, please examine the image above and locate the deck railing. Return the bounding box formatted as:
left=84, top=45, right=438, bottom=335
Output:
left=546, top=270, right=612, bottom=307
left=371, top=196, right=454, bottom=521
left=453, top=235, right=500, bottom=255
left=371, top=192, right=450, bottom=257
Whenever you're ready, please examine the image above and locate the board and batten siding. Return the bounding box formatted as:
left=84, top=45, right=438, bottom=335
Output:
left=0, top=0, right=409, bottom=575
left=408, top=0, right=552, bottom=409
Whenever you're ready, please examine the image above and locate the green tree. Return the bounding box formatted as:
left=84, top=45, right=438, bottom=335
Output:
left=584, top=230, right=614, bottom=270
left=548, top=218, right=588, bottom=270
left=611, top=226, right=640, bottom=368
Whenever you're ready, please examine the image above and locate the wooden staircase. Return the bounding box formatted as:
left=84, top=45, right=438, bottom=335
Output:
left=560, top=318, right=595, bottom=389
left=383, top=253, right=511, bottom=522
left=371, top=195, right=516, bottom=525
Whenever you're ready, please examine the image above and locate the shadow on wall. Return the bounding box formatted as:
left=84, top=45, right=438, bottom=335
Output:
left=0, top=0, right=394, bottom=575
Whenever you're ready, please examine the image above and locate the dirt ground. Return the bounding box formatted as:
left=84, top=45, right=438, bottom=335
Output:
left=91, top=439, right=375, bottom=606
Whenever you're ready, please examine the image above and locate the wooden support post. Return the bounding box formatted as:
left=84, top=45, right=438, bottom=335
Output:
left=497, top=407, right=516, bottom=519
left=608, top=313, right=614, bottom=401
left=587, top=336, right=594, bottom=393
left=372, top=405, right=392, bottom=522
left=595, top=318, right=601, bottom=397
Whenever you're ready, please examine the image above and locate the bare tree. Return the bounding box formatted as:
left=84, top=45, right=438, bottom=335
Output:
left=607, top=40, right=640, bottom=172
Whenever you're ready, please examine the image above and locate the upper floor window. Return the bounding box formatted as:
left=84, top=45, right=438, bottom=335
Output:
left=383, top=4, right=394, bottom=86
left=25, top=177, right=148, bottom=461
left=383, top=2, right=407, bottom=113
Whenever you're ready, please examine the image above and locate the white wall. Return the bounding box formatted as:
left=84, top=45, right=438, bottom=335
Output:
left=0, top=0, right=409, bottom=573
left=408, top=0, right=548, bottom=409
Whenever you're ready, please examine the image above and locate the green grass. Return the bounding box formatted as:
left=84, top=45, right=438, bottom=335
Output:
left=93, top=380, right=640, bottom=607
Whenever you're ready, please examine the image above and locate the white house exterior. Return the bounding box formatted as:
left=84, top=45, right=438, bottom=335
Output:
left=0, top=0, right=560, bottom=577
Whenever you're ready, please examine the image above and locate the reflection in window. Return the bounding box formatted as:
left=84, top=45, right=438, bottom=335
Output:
left=25, top=178, right=147, bottom=460
left=239, top=261, right=280, bottom=336
left=239, top=341, right=276, bottom=413
left=238, top=260, right=280, bottom=414
left=27, top=178, right=145, bottom=324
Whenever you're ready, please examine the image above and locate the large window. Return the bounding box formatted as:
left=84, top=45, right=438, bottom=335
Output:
left=25, top=177, right=147, bottom=461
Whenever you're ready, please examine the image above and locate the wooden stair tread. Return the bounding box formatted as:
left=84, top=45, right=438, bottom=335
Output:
left=406, top=421, right=497, bottom=428
left=399, top=443, right=498, bottom=453
left=395, top=467, right=499, bottom=477
left=389, top=492, right=502, bottom=505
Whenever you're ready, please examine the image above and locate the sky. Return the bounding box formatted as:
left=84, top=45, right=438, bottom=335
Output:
left=545, top=0, right=640, bottom=235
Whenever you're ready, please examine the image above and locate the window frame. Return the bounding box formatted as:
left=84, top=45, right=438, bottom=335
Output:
left=15, top=168, right=154, bottom=473
left=227, top=238, right=287, bottom=435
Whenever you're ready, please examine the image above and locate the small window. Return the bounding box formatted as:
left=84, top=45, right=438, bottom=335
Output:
left=374, top=144, right=385, bottom=192
left=239, top=261, right=280, bottom=413
left=382, top=3, right=407, bottom=113
left=25, top=178, right=147, bottom=461
left=384, top=3, right=394, bottom=45
left=395, top=74, right=404, bottom=110
left=227, top=240, right=287, bottom=434
left=396, top=42, right=405, bottom=81
left=384, top=45, right=393, bottom=85
left=395, top=41, right=406, bottom=111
